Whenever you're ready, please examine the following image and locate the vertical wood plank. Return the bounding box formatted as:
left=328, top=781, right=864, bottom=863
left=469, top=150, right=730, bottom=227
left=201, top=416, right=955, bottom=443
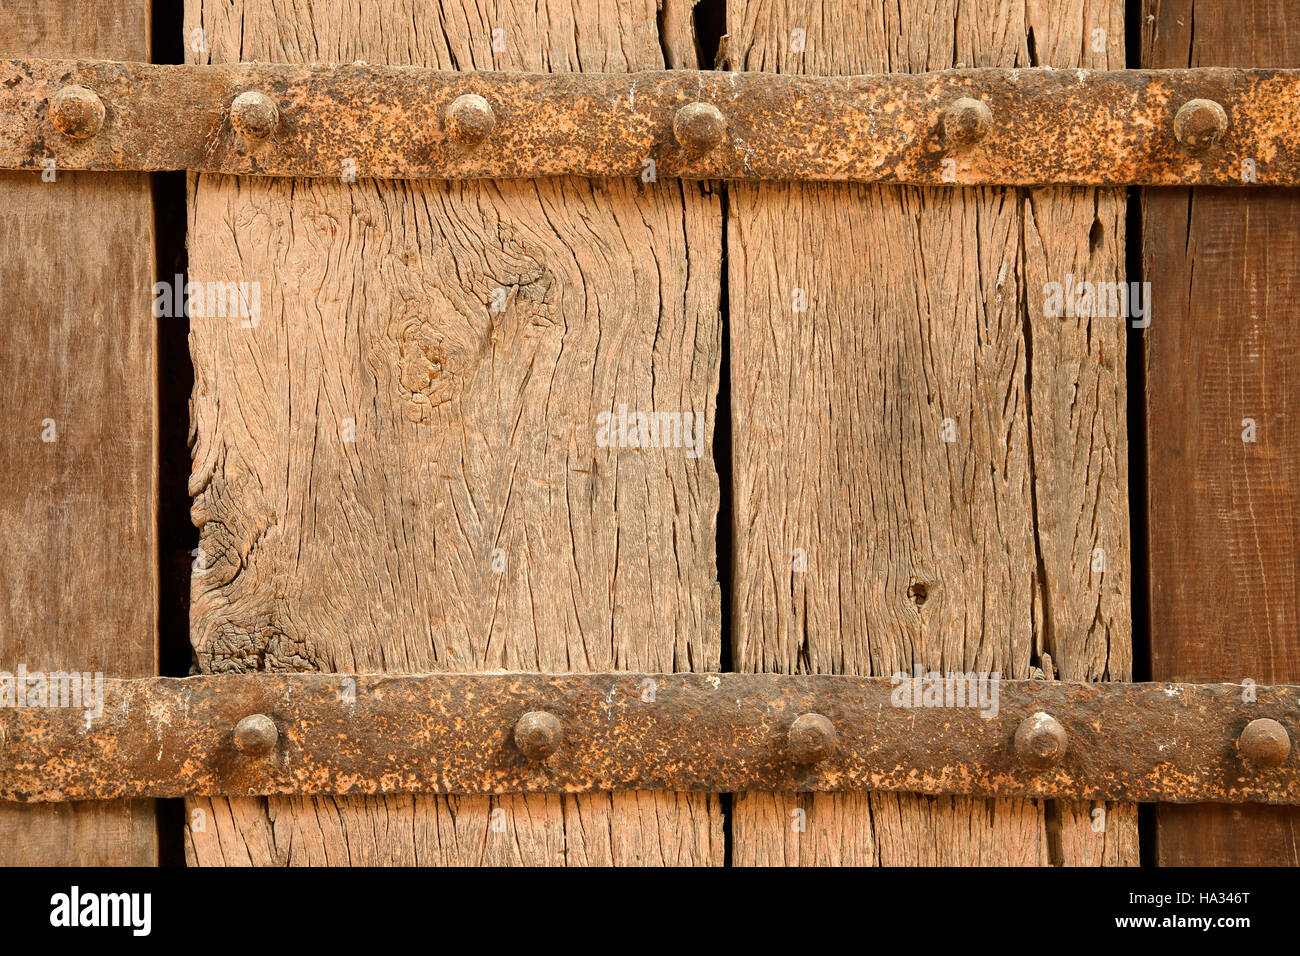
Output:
left=1143, top=0, right=1300, bottom=867
left=182, top=0, right=722, bottom=866
left=0, top=1, right=158, bottom=866
left=725, top=0, right=1136, bottom=866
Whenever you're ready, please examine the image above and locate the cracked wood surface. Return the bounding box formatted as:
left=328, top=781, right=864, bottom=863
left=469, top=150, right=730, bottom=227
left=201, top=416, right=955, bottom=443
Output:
left=725, top=0, right=1136, bottom=866
left=1143, top=0, right=1300, bottom=867
left=184, top=0, right=722, bottom=865
left=0, top=0, right=157, bottom=866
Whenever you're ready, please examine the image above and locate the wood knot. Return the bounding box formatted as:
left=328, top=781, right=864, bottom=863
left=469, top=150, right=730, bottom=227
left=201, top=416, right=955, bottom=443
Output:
left=201, top=620, right=323, bottom=674
left=387, top=309, right=468, bottom=423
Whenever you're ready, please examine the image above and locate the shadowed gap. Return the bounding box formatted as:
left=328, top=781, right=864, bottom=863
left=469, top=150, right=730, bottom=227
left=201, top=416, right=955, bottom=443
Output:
left=1124, top=0, right=1156, bottom=869
left=152, top=0, right=194, bottom=868
left=691, top=0, right=733, bottom=868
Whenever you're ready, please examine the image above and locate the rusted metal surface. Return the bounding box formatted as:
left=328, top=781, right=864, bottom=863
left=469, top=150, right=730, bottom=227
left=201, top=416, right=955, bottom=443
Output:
left=0, top=673, right=1297, bottom=803
left=0, top=59, right=1298, bottom=184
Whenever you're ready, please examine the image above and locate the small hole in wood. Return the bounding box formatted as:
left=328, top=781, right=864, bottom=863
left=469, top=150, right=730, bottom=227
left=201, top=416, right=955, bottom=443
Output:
left=1089, top=218, right=1104, bottom=253
left=907, top=582, right=929, bottom=606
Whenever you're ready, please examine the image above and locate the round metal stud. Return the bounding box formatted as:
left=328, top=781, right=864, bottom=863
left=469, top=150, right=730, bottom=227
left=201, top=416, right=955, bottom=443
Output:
left=1238, top=717, right=1291, bottom=768
left=445, top=94, right=496, bottom=147
left=941, top=97, right=992, bottom=147
left=230, top=91, right=280, bottom=141
left=1014, top=711, right=1068, bottom=769
left=233, top=713, right=279, bottom=756
left=787, top=712, right=838, bottom=764
left=514, top=710, right=562, bottom=761
left=49, top=85, right=106, bottom=140
left=1174, top=98, right=1228, bottom=151
left=673, top=101, right=727, bottom=153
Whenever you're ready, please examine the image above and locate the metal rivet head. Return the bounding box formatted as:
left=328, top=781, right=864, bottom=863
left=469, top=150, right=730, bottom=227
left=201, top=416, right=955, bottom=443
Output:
left=941, top=97, right=992, bottom=147
left=788, top=712, right=837, bottom=764
left=1239, top=717, right=1291, bottom=768
left=233, top=714, right=278, bottom=755
left=49, top=85, right=105, bottom=140
left=230, top=91, right=280, bottom=141
left=445, top=94, right=496, bottom=147
left=1174, top=98, right=1228, bottom=151
left=514, top=711, right=562, bottom=761
left=1014, top=712, right=1068, bottom=769
left=673, top=101, right=727, bottom=153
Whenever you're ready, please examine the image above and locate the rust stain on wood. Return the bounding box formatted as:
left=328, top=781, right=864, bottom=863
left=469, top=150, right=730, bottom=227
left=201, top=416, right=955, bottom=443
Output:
left=1, top=59, right=1298, bottom=184
left=0, top=674, right=1297, bottom=803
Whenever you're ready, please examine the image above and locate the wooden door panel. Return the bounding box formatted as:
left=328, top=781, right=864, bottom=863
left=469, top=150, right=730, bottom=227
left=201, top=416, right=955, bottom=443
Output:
left=0, top=0, right=157, bottom=867
left=183, top=0, right=723, bottom=866
left=1143, top=0, right=1300, bottom=866
left=725, top=0, right=1137, bottom=866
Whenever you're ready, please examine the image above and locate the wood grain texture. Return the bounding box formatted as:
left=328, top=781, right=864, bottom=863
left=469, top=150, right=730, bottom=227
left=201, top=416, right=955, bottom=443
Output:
left=183, top=0, right=722, bottom=866
left=0, top=1, right=157, bottom=866
left=0, top=1, right=149, bottom=59
left=660, top=0, right=703, bottom=70
left=1143, top=0, right=1300, bottom=867
left=726, top=0, right=1136, bottom=866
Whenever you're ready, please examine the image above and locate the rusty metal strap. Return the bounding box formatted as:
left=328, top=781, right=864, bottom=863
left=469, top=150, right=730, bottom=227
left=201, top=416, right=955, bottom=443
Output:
left=1, top=59, right=1297, bottom=184
left=0, top=673, right=1296, bottom=803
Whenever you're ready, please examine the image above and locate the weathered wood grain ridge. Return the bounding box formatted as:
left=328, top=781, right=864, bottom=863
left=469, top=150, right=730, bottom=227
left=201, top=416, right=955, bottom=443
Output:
left=185, top=0, right=722, bottom=866
left=0, top=0, right=158, bottom=866
left=5, top=59, right=1300, bottom=184
left=727, top=2, right=1137, bottom=865
left=4, top=675, right=1298, bottom=804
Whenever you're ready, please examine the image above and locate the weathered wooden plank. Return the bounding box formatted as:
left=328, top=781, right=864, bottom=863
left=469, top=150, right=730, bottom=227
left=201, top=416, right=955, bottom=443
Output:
left=1143, top=0, right=1300, bottom=867
left=183, top=0, right=722, bottom=866
left=726, top=0, right=1136, bottom=866
left=660, top=0, right=703, bottom=70
left=0, top=0, right=157, bottom=867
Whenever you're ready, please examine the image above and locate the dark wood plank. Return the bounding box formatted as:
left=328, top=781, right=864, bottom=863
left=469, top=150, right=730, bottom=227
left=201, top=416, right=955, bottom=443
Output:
left=0, top=1, right=157, bottom=865
left=1143, top=0, right=1300, bottom=866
